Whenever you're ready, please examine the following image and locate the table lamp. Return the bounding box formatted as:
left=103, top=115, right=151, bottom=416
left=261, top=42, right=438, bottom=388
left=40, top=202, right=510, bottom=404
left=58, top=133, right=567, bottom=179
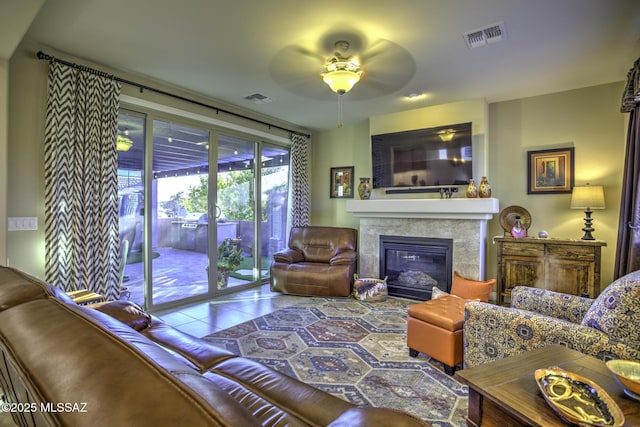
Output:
left=570, top=183, right=605, bottom=240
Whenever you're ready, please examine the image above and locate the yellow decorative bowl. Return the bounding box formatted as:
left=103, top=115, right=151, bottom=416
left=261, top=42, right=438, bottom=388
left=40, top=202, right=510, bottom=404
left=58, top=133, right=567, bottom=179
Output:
left=535, top=367, right=625, bottom=426
left=606, top=359, right=640, bottom=400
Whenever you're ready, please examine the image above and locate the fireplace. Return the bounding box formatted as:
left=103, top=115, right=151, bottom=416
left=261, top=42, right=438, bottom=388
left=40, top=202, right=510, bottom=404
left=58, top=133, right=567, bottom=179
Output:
left=346, top=198, right=500, bottom=300
left=379, top=235, right=453, bottom=300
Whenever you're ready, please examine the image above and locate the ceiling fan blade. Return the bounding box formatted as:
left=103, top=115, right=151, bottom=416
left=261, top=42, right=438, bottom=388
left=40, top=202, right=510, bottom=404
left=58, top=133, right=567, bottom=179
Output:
left=293, top=46, right=326, bottom=62
left=358, top=39, right=390, bottom=62
left=351, top=39, right=416, bottom=99
left=279, top=76, right=332, bottom=100
left=345, top=80, right=397, bottom=101
left=362, top=39, right=415, bottom=71
left=366, top=64, right=416, bottom=85
left=270, top=45, right=327, bottom=97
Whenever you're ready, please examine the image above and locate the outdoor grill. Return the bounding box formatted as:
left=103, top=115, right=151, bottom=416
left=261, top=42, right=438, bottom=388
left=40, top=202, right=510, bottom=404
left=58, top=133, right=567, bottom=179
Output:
left=182, top=212, right=208, bottom=228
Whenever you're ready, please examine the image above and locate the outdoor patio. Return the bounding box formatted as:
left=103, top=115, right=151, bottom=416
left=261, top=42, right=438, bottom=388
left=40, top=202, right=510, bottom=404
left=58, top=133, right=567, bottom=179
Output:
left=121, top=247, right=266, bottom=307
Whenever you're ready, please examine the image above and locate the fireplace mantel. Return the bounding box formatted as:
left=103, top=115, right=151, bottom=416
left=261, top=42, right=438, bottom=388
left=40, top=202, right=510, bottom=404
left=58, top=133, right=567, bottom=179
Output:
left=346, top=198, right=499, bottom=220
left=348, top=197, right=500, bottom=287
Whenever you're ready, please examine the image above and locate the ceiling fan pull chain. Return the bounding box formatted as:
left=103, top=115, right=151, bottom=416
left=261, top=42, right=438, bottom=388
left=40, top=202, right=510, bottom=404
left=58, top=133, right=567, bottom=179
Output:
left=337, top=94, right=344, bottom=128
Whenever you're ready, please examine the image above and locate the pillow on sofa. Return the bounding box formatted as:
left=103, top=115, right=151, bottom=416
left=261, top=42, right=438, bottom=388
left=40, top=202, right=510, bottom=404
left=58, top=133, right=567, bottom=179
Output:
left=431, top=286, right=482, bottom=302
left=449, top=271, right=495, bottom=303
left=431, top=286, right=449, bottom=300
left=581, top=272, right=640, bottom=344
left=90, top=300, right=152, bottom=331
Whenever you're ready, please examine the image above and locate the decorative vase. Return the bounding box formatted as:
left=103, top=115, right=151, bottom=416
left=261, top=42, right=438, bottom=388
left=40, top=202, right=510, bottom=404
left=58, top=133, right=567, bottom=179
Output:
left=358, top=177, right=372, bottom=200
left=478, top=176, right=492, bottom=198
left=217, top=267, right=230, bottom=289
left=511, top=215, right=527, bottom=239
left=466, top=179, right=478, bottom=198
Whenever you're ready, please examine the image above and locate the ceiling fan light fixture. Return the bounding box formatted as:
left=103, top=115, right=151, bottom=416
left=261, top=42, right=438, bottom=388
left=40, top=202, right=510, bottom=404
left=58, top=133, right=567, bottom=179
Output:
left=321, top=60, right=362, bottom=94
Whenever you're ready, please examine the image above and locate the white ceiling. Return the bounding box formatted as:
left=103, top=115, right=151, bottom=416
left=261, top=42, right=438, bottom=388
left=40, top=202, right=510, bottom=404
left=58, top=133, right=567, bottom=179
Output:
left=7, top=0, right=640, bottom=131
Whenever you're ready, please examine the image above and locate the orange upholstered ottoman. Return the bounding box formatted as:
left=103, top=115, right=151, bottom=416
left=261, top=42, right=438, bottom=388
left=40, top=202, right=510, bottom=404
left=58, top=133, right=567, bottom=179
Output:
left=407, top=294, right=466, bottom=375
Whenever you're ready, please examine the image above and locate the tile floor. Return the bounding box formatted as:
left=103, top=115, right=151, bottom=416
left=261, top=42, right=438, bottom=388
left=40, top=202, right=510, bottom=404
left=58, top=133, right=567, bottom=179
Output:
left=151, top=283, right=302, bottom=337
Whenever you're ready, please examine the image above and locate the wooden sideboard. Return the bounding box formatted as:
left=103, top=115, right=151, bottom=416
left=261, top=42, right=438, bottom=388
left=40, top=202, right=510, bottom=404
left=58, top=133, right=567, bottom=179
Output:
left=495, top=237, right=606, bottom=306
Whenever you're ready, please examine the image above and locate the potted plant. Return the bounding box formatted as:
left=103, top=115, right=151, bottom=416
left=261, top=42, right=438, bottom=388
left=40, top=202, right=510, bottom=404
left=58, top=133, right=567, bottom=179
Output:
left=216, top=238, right=243, bottom=289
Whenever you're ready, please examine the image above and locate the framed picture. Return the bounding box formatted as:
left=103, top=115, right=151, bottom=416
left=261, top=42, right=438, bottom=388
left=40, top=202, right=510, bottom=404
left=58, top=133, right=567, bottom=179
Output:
left=330, top=166, right=354, bottom=198
left=527, top=147, right=574, bottom=194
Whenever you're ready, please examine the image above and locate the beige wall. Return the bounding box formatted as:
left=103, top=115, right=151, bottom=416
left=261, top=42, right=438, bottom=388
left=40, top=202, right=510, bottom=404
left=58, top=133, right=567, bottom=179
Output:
left=0, top=1, right=45, bottom=267
left=7, top=45, right=48, bottom=277
left=310, top=120, right=369, bottom=229
left=313, top=82, right=627, bottom=286
left=0, top=59, right=8, bottom=264
left=486, top=82, right=626, bottom=285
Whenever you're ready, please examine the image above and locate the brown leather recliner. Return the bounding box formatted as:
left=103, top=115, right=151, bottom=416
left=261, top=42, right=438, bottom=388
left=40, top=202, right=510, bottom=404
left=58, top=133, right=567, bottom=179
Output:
left=270, top=226, right=357, bottom=297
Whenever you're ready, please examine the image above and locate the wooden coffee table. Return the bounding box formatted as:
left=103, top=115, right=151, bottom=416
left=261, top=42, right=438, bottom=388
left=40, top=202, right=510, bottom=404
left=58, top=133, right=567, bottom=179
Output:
left=456, top=345, right=640, bottom=426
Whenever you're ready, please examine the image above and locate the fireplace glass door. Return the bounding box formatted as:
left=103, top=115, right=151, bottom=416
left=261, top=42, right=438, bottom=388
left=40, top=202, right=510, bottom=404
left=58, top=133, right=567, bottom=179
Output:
left=379, top=236, right=453, bottom=300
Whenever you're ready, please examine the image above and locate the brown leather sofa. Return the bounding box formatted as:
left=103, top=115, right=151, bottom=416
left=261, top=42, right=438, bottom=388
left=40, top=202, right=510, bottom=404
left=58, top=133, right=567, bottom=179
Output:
left=0, top=266, right=428, bottom=427
left=270, top=226, right=357, bottom=297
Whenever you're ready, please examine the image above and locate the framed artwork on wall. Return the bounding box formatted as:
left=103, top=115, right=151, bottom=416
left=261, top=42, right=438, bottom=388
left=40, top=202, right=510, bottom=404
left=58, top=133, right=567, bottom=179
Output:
left=330, top=166, right=354, bottom=198
left=527, top=147, right=574, bottom=194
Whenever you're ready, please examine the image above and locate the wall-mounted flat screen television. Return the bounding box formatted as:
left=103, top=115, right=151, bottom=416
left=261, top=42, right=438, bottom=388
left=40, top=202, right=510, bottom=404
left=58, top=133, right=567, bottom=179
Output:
left=371, top=122, right=472, bottom=189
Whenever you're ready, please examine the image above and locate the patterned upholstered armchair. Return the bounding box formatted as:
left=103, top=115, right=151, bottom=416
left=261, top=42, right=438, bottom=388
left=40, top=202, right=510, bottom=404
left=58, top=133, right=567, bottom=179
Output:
left=464, top=270, right=640, bottom=368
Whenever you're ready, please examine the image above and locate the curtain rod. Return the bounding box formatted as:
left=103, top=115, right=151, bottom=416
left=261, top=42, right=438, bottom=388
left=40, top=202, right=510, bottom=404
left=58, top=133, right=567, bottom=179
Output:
left=36, top=51, right=310, bottom=138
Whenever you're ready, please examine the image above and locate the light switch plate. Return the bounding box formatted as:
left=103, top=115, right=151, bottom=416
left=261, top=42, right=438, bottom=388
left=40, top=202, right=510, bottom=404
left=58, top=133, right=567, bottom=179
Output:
left=8, top=217, right=38, bottom=231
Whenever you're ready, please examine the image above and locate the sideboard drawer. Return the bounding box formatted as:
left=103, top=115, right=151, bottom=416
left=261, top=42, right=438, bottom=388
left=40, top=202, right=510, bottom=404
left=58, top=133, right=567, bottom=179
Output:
left=546, top=244, right=595, bottom=261
left=502, top=242, right=544, bottom=257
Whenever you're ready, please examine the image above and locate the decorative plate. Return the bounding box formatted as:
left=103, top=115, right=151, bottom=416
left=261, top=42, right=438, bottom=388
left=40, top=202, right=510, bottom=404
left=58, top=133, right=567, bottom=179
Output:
left=534, top=367, right=625, bottom=427
left=499, top=205, right=532, bottom=234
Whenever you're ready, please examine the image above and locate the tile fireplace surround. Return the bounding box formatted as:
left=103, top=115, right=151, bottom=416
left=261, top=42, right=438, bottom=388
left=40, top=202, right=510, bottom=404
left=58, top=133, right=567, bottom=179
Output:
left=346, top=198, right=500, bottom=286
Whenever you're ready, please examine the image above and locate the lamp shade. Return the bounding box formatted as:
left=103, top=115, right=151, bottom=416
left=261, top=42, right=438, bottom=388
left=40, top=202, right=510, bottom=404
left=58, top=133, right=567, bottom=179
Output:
left=570, top=184, right=605, bottom=209
left=322, top=69, right=361, bottom=94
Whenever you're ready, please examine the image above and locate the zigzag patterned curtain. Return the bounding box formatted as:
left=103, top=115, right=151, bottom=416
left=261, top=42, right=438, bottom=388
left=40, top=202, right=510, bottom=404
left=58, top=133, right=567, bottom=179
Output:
left=289, top=133, right=311, bottom=227
left=44, top=62, right=121, bottom=300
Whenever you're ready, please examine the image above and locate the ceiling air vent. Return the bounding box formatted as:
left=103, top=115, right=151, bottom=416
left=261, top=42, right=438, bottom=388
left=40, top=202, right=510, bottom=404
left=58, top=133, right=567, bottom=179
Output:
left=244, top=93, right=272, bottom=104
left=463, top=21, right=506, bottom=49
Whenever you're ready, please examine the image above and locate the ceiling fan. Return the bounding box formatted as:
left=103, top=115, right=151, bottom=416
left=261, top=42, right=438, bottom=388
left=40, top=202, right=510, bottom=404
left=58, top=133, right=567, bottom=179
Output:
left=320, top=40, right=363, bottom=94
left=269, top=31, right=417, bottom=102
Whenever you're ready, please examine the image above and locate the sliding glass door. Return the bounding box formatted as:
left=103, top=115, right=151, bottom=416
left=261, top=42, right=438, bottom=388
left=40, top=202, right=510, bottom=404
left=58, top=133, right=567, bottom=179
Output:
left=215, top=134, right=257, bottom=290
left=117, top=110, right=145, bottom=305
left=117, top=108, right=291, bottom=310
left=261, top=144, right=290, bottom=266
left=150, top=118, right=212, bottom=306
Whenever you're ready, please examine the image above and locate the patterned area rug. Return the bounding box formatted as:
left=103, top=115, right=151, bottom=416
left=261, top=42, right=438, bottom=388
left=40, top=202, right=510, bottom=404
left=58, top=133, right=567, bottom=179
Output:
left=203, top=296, right=468, bottom=426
